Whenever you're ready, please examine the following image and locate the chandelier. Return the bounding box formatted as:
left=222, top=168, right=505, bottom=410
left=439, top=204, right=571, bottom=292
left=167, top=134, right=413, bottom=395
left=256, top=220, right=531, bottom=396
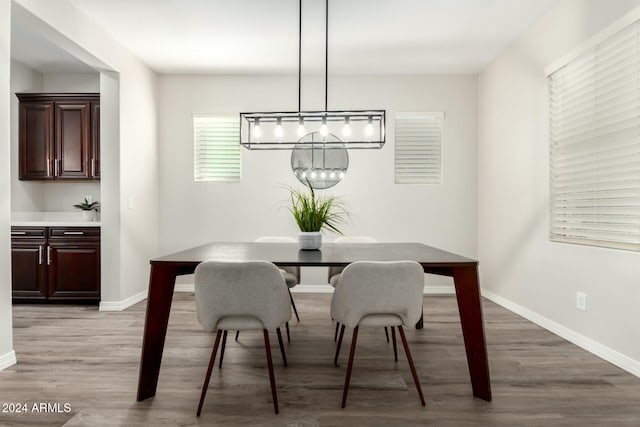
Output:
left=239, top=0, right=386, bottom=150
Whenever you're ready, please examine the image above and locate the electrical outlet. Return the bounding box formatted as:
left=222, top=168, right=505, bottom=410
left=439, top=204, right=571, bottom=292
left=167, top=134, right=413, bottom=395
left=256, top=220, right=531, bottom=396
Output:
left=576, top=292, right=587, bottom=311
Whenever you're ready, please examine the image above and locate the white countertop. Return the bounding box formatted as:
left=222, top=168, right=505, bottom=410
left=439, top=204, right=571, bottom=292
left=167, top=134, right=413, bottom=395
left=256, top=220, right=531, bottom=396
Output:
left=11, top=211, right=101, bottom=227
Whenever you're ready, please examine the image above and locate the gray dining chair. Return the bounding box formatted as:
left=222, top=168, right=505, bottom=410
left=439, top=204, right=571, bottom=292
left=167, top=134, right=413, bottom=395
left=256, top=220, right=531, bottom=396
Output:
left=328, top=236, right=379, bottom=341
left=194, top=260, right=292, bottom=416
left=331, top=260, right=426, bottom=408
left=256, top=236, right=301, bottom=323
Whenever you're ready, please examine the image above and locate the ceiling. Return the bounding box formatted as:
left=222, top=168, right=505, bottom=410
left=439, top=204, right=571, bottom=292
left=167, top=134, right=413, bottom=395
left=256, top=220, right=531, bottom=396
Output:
left=11, top=6, right=97, bottom=74
left=64, top=0, right=558, bottom=75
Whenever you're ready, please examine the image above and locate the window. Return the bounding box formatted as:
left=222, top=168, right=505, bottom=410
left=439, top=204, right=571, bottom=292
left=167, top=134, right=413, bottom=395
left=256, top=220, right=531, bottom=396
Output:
left=394, top=112, right=444, bottom=184
left=549, top=21, right=640, bottom=251
left=193, top=114, right=241, bottom=182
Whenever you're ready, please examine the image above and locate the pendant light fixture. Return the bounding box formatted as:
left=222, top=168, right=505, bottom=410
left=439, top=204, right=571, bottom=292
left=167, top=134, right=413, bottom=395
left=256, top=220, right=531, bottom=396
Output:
left=239, top=0, right=385, bottom=150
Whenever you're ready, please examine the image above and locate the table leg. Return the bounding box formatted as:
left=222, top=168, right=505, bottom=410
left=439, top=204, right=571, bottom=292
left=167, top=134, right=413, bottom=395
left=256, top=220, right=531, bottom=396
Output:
left=452, top=265, right=492, bottom=401
left=136, top=264, right=178, bottom=401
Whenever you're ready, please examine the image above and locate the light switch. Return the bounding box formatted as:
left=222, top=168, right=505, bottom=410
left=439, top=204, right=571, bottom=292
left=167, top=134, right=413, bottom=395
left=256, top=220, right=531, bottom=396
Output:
left=127, top=196, right=134, bottom=210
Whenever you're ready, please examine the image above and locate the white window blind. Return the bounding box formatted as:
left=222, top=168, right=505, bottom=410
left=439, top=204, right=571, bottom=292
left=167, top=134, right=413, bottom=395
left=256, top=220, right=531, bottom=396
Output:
left=193, top=114, right=241, bottom=182
left=394, top=112, right=444, bottom=184
left=549, top=21, right=640, bottom=251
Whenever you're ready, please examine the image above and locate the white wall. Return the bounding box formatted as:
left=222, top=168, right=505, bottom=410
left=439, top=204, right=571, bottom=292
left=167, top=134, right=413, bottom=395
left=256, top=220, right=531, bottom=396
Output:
left=10, top=60, right=43, bottom=212
left=478, top=0, right=640, bottom=371
left=43, top=73, right=99, bottom=92
left=158, top=74, right=477, bottom=285
left=14, top=0, right=160, bottom=305
left=0, top=0, right=16, bottom=369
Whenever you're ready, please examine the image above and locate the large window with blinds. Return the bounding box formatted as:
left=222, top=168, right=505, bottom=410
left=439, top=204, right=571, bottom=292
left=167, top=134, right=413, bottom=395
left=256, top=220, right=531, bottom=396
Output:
left=193, top=114, right=241, bottom=183
left=549, top=21, right=640, bottom=251
left=394, top=112, right=444, bottom=184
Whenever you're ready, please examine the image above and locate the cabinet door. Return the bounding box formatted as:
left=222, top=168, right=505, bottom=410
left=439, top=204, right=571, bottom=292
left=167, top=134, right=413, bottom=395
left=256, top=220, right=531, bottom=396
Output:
left=91, top=101, right=100, bottom=179
left=55, top=101, right=91, bottom=180
left=11, top=240, right=47, bottom=300
left=48, top=242, right=100, bottom=301
left=19, top=101, right=53, bottom=180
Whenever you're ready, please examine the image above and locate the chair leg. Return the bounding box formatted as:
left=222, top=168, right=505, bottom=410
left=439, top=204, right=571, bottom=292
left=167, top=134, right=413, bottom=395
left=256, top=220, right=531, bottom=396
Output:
left=398, top=326, right=426, bottom=406
left=197, top=330, right=223, bottom=417
left=334, top=324, right=345, bottom=366
left=235, top=330, right=239, bottom=341
left=263, top=329, right=279, bottom=414
left=341, top=326, right=359, bottom=408
left=335, top=321, right=340, bottom=342
left=391, top=326, right=398, bottom=362
left=276, top=327, right=287, bottom=367
left=218, top=330, right=228, bottom=369
left=288, top=289, right=300, bottom=322
left=384, top=326, right=389, bottom=343
left=285, top=321, right=290, bottom=343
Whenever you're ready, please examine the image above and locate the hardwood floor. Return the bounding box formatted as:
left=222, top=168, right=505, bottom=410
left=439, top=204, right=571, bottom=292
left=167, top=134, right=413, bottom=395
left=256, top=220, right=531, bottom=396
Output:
left=1, top=293, right=639, bottom=426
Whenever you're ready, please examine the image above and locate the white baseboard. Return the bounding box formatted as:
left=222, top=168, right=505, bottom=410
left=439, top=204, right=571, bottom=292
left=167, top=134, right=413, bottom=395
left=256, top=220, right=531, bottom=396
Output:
left=175, top=283, right=454, bottom=294
left=482, top=288, right=640, bottom=378
left=174, top=284, right=195, bottom=293
left=0, top=350, right=16, bottom=371
left=99, top=290, right=147, bottom=311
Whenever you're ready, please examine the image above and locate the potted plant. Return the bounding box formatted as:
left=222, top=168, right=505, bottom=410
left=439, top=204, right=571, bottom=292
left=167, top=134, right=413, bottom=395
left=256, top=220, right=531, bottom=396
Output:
left=288, top=181, right=349, bottom=250
left=73, top=197, right=100, bottom=221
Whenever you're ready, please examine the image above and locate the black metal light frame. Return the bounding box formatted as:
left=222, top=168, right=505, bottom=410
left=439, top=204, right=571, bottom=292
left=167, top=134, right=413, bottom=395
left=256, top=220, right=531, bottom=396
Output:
left=239, top=0, right=386, bottom=150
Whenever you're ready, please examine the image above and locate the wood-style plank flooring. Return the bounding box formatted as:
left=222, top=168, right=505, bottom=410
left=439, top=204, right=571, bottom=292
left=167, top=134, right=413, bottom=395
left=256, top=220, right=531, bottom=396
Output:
left=1, top=293, right=639, bottom=426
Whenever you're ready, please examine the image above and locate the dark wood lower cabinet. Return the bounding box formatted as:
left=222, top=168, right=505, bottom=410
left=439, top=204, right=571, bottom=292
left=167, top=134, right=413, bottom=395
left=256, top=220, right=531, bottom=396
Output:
left=11, top=226, right=100, bottom=304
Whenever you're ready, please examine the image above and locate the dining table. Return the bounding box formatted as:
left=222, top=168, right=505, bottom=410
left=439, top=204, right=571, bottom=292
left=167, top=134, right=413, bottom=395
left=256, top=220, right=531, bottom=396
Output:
left=136, top=241, right=492, bottom=402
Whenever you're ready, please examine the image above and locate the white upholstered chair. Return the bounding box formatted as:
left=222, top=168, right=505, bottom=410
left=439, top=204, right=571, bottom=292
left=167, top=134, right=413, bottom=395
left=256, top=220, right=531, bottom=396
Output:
left=327, top=236, right=379, bottom=341
left=194, top=260, right=292, bottom=415
left=331, top=261, right=426, bottom=408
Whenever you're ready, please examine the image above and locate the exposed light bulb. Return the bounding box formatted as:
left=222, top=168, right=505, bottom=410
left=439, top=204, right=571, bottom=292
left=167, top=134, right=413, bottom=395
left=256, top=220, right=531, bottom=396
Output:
left=297, top=117, right=306, bottom=137
left=342, top=117, right=351, bottom=138
left=339, top=171, right=345, bottom=179
left=310, top=170, right=317, bottom=179
left=274, top=118, right=284, bottom=138
left=330, top=171, right=336, bottom=179
left=365, top=116, right=374, bottom=137
left=320, top=116, right=328, bottom=137
left=253, top=118, right=262, bottom=138
left=301, top=171, right=307, bottom=179
left=320, top=170, right=327, bottom=179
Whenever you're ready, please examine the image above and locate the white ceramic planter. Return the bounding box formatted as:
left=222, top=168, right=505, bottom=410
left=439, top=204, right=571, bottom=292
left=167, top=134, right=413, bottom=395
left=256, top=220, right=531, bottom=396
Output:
left=298, top=231, right=322, bottom=250
left=81, top=210, right=96, bottom=221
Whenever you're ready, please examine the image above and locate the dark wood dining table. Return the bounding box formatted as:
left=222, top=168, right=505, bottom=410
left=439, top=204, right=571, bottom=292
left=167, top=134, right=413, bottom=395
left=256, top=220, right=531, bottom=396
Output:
left=136, top=242, right=492, bottom=402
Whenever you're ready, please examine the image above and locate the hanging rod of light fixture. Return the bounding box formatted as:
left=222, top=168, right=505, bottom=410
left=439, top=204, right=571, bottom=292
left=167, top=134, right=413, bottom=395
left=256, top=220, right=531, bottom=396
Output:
left=239, top=0, right=385, bottom=150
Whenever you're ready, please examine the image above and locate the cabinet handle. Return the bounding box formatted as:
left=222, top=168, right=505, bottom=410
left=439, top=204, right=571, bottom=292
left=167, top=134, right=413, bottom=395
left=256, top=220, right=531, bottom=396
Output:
left=63, top=231, right=84, bottom=235
left=38, top=245, right=43, bottom=265
left=47, top=246, right=51, bottom=265
left=11, top=231, right=27, bottom=235
left=47, top=157, right=50, bottom=176
left=54, top=159, right=59, bottom=176
left=92, top=158, right=95, bottom=177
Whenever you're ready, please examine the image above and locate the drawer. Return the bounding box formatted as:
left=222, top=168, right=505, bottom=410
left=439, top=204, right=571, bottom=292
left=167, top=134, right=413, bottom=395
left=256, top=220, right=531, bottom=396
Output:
left=48, top=227, right=101, bottom=239
left=11, top=227, right=46, bottom=239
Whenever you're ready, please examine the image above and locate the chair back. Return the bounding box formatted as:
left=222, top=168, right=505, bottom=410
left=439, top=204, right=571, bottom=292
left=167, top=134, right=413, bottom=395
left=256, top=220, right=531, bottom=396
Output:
left=194, top=260, right=291, bottom=332
left=255, top=236, right=300, bottom=281
left=328, top=236, right=377, bottom=279
left=330, top=261, right=424, bottom=328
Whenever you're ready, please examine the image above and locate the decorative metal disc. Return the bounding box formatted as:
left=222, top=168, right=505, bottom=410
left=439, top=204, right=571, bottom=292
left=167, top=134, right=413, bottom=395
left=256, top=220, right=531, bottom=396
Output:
left=291, top=132, right=348, bottom=189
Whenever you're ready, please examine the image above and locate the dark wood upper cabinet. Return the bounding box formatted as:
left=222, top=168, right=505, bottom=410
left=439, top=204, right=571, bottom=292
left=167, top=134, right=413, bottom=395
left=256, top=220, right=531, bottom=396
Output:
left=16, top=93, right=100, bottom=181
left=19, top=101, right=54, bottom=180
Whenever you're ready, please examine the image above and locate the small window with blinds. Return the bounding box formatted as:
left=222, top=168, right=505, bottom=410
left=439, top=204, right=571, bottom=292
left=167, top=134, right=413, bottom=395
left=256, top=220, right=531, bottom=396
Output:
left=549, top=21, right=640, bottom=251
left=394, top=112, right=444, bottom=184
left=193, top=114, right=241, bottom=183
